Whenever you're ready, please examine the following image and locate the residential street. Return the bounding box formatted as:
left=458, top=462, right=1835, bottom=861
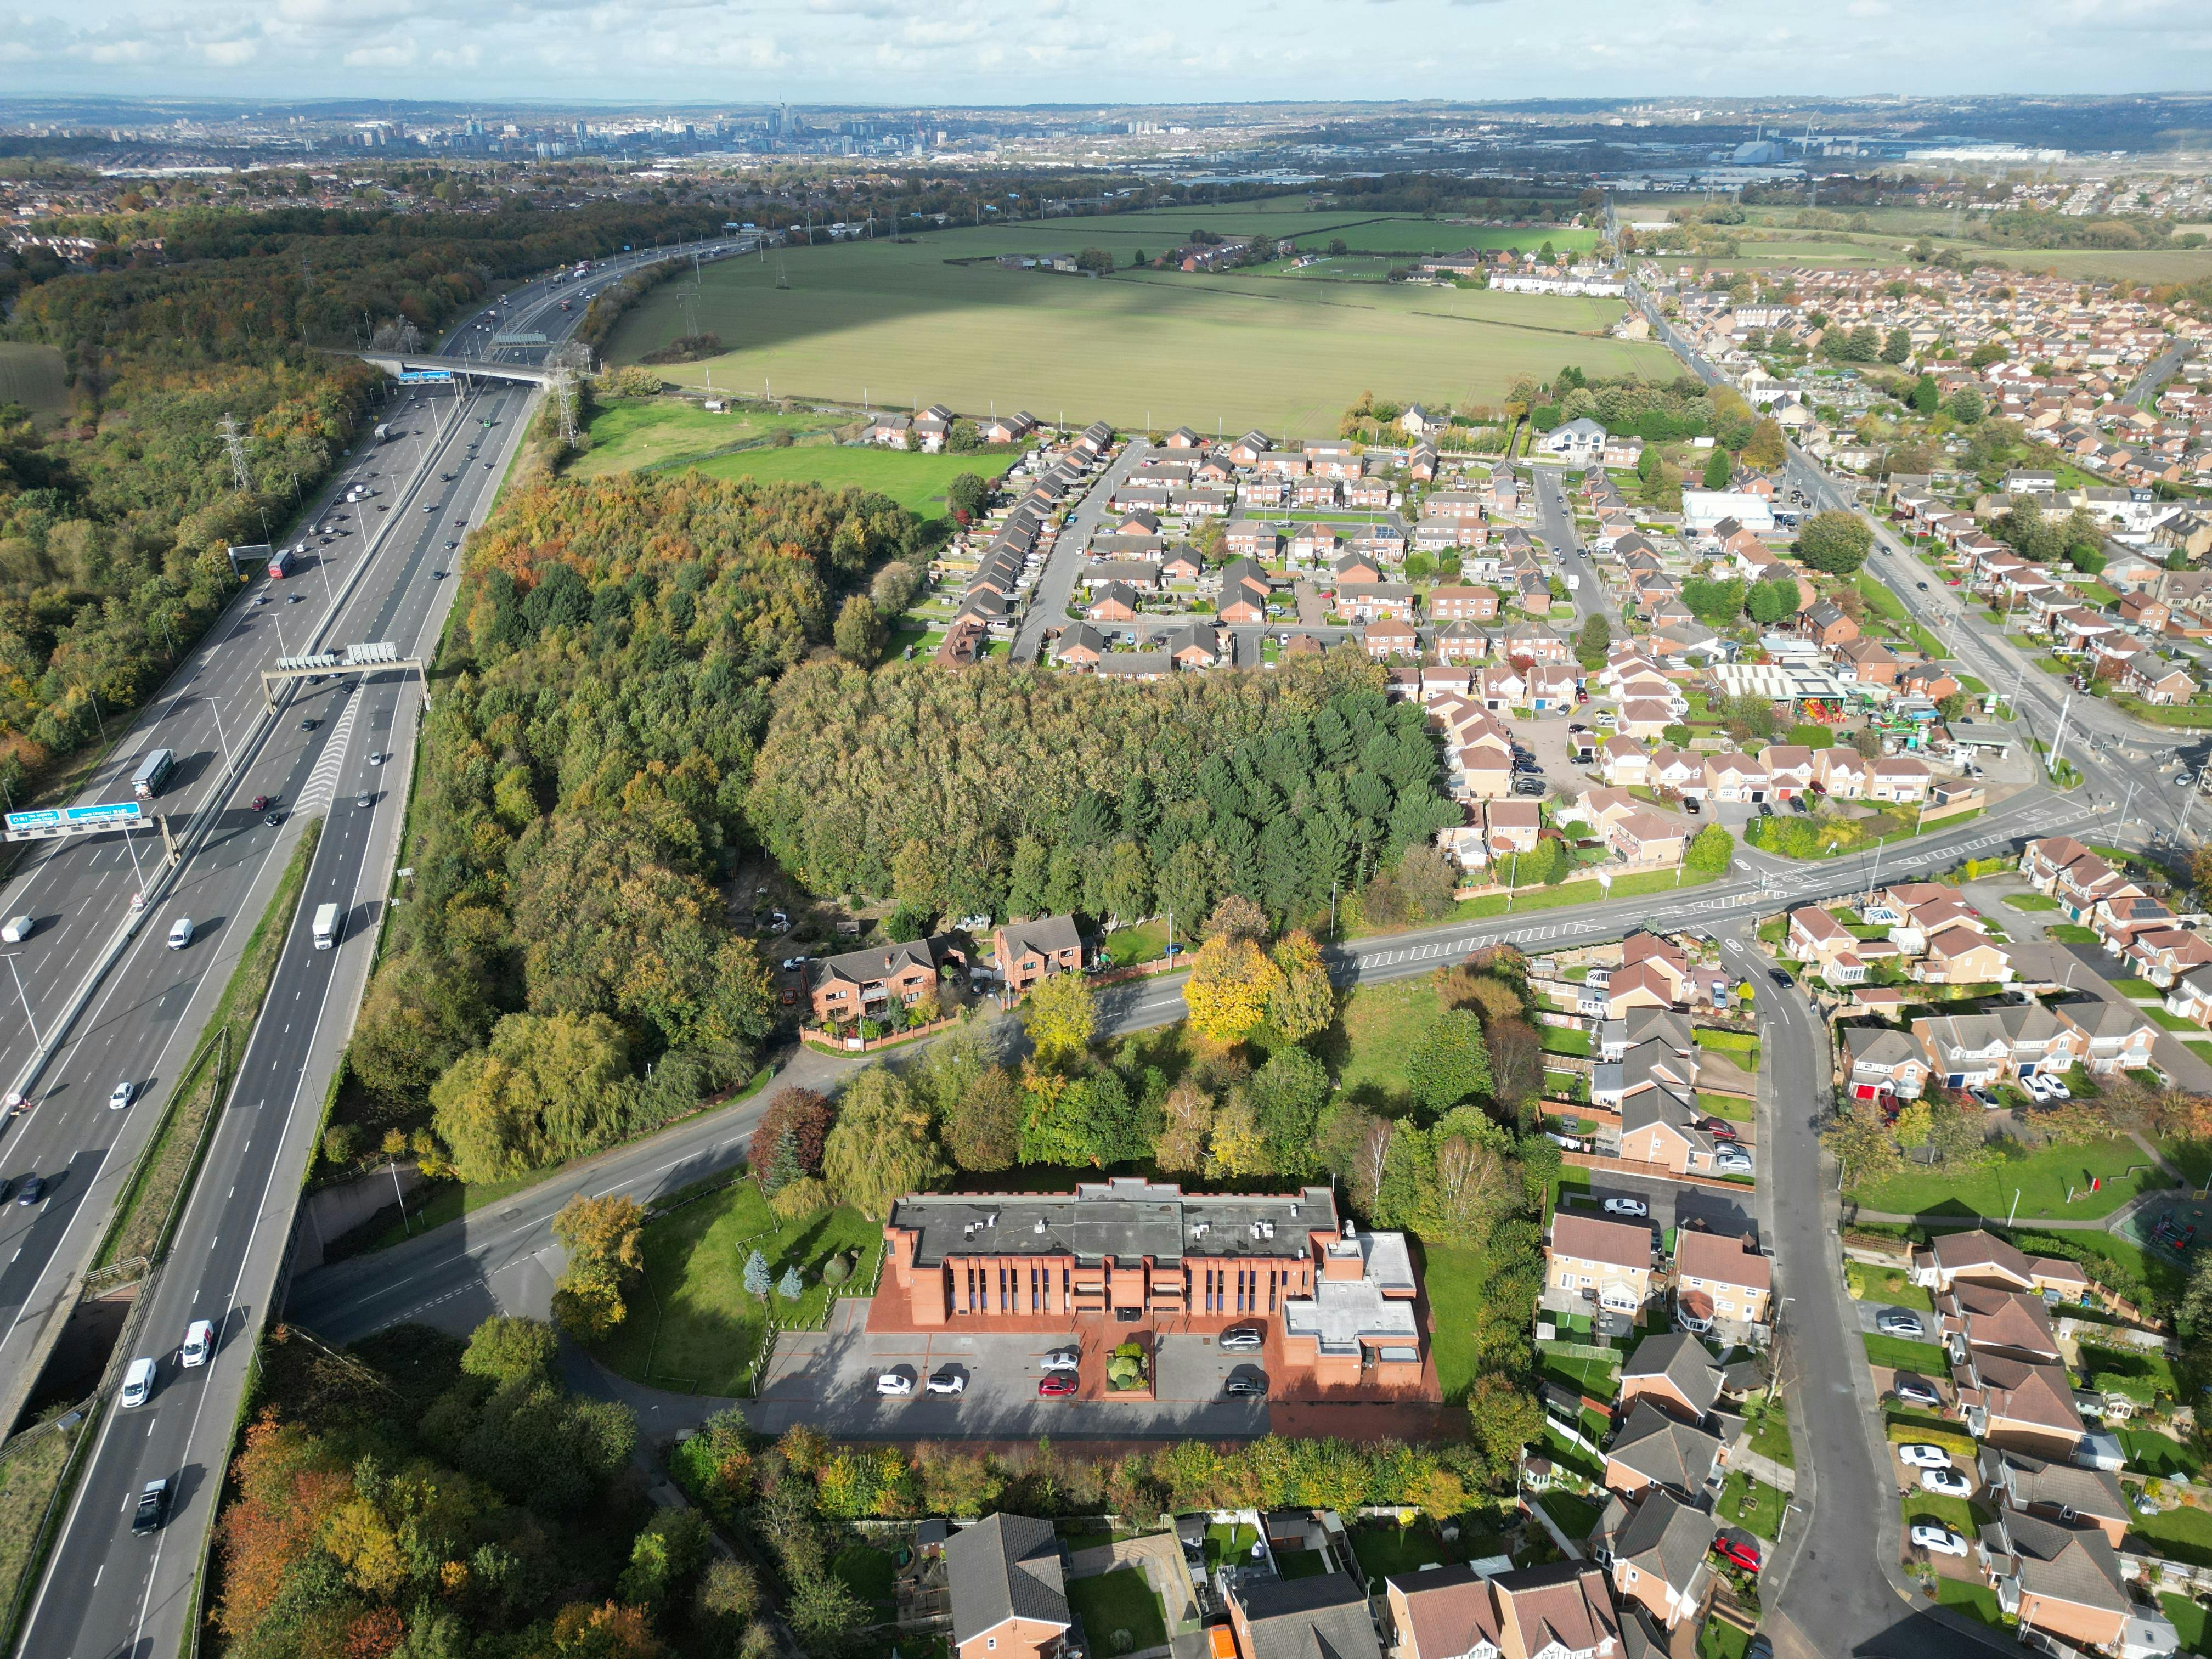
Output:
left=1012, top=438, right=1150, bottom=661
left=1529, top=462, right=1609, bottom=628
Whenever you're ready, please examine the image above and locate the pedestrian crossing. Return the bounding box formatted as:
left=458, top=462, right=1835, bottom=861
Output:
left=296, top=696, right=359, bottom=812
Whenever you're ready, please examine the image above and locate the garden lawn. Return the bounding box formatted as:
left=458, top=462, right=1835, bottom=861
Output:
left=1273, top=1548, right=1329, bottom=1581
left=1696, top=1623, right=1752, bottom=1659
left=2047, top=924, right=2100, bottom=944
left=586, top=1181, right=883, bottom=1396
left=695, top=444, right=1006, bottom=519
left=2163, top=1592, right=2212, bottom=1656
left=2122, top=1427, right=2203, bottom=1480
left=1746, top=1398, right=1793, bottom=1469
left=2129, top=1495, right=2212, bottom=1567
left=2001, top=893, right=2060, bottom=912
left=1432, top=866, right=1722, bottom=926
left=1422, top=1242, right=1488, bottom=1404
left=1204, top=1523, right=1260, bottom=1570
left=1717, top=1470, right=1787, bottom=1542
left=1541, top=1026, right=1592, bottom=1057
left=1536, top=1490, right=1605, bottom=1544
left=1066, top=1568, right=1169, bottom=1653
left=1847, top=1135, right=2170, bottom=1222
left=1863, top=1333, right=1950, bottom=1374
left=1846, top=1261, right=1933, bottom=1311
left=1347, top=1524, right=1453, bottom=1585
left=832, top=1545, right=900, bottom=1613
left=1538, top=1348, right=1621, bottom=1400
left=1101, top=918, right=1172, bottom=969
left=1937, top=1579, right=2006, bottom=1627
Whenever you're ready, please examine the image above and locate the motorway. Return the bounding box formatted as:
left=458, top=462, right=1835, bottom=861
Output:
left=10, top=241, right=741, bottom=1659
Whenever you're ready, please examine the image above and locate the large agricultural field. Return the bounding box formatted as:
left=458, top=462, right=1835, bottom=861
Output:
left=604, top=204, right=1675, bottom=433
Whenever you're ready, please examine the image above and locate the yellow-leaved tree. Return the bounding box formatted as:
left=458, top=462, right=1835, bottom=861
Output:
left=1184, top=935, right=1282, bottom=1045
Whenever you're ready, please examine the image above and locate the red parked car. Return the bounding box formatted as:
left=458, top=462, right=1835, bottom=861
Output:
left=1037, top=1373, right=1076, bottom=1398
left=1692, top=1118, right=1739, bottom=1141
left=1713, top=1533, right=1761, bottom=1575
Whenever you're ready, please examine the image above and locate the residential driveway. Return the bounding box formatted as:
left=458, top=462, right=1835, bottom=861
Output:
left=1855, top=1302, right=1933, bottom=1340
left=1558, top=1171, right=1763, bottom=1246
left=751, top=1299, right=1267, bottom=1439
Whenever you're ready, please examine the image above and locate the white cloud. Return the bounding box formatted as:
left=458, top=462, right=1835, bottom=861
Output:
left=199, top=36, right=258, bottom=61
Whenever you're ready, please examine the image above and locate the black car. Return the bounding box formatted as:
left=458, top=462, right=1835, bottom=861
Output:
left=299, top=718, right=317, bottom=731
left=16, top=1175, right=44, bottom=1205
left=1683, top=796, right=1701, bottom=815
left=1756, top=800, right=1774, bottom=817
left=1769, top=969, right=1791, bottom=988
left=1223, top=1373, right=1266, bottom=1398
left=133, top=1478, right=170, bottom=1534
left=264, top=811, right=283, bottom=827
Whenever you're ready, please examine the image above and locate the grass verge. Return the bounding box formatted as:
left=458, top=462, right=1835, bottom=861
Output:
left=0, top=1403, right=98, bottom=1653
left=97, top=820, right=321, bottom=1270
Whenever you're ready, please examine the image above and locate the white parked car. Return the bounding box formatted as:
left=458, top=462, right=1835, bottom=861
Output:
left=1920, top=1466, right=1972, bottom=1497
left=1877, top=1310, right=1925, bottom=1338
left=1040, top=1346, right=1081, bottom=1373
left=874, top=1369, right=914, bottom=1397
left=2040, top=1073, right=2071, bottom=1101
left=1601, top=1198, right=1649, bottom=1218
left=2021, top=1073, right=2055, bottom=1103
left=1910, top=1523, right=1967, bottom=1557
left=1897, top=1443, right=1952, bottom=1470
left=925, top=1367, right=965, bottom=1396
left=181, top=1319, right=215, bottom=1368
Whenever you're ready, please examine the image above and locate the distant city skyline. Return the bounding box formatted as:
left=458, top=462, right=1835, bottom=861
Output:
left=5, top=0, right=2210, bottom=105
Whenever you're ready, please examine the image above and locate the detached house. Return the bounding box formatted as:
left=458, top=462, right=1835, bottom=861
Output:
left=809, top=936, right=965, bottom=1024
left=1547, top=1214, right=1658, bottom=1319
left=1384, top=1561, right=1622, bottom=1659
left=947, top=1515, right=1071, bottom=1659
left=1976, top=1510, right=2138, bottom=1654
left=992, top=916, right=1084, bottom=996
left=1672, top=1231, right=1774, bottom=1333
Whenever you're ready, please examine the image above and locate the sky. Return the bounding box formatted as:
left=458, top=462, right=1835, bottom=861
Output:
left=4, top=0, right=2212, bottom=105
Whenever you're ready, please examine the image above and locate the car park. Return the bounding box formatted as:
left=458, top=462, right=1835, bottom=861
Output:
left=1910, top=1523, right=1966, bottom=1556
left=1602, top=1197, right=1649, bottom=1218
left=1877, top=1309, right=1925, bottom=1337
left=1893, top=1378, right=1943, bottom=1409
left=1920, top=1466, right=1972, bottom=1497
left=109, top=1080, right=137, bottom=1111
left=1037, top=1373, right=1077, bottom=1397
left=1898, top=1443, right=1952, bottom=1469
left=16, top=1175, right=44, bottom=1205
left=1041, top=1346, right=1080, bottom=1372
left=132, top=1478, right=171, bottom=1535
left=874, top=1369, right=914, bottom=1397
left=925, top=1367, right=966, bottom=1396
left=1219, top=1326, right=1265, bottom=1352
left=182, top=1319, right=215, bottom=1368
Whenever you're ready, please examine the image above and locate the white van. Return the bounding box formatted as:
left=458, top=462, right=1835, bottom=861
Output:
left=0, top=916, right=30, bottom=944
left=121, top=1357, right=156, bottom=1409
left=166, top=917, right=194, bottom=950
left=180, top=1320, right=215, bottom=1368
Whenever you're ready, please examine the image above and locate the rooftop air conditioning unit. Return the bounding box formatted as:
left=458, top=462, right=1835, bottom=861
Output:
left=1034, top=1218, right=1047, bottom=1234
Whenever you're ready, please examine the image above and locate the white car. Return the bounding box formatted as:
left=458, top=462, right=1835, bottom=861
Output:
left=926, top=1367, right=966, bottom=1396
left=874, top=1369, right=914, bottom=1397
left=1897, top=1443, right=1952, bottom=1470
left=2021, top=1073, right=2055, bottom=1103
left=2040, top=1073, right=2071, bottom=1101
left=109, top=1080, right=137, bottom=1111
left=1601, top=1198, right=1649, bottom=1218
left=1920, top=1466, right=1972, bottom=1497
left=1715, top=1149, right=1753, bottom=1173
left=1040, top=1346, right=1081, bottom=1373
left=1910, top=1523, right=1968, bottom=1557
left=166, top=917, right=194, bottom=950
left=1876, top=1310, right=1925, bottom=1338
left=180, top=1319, right=215, bottom=1368
left=121, top=1356, right=156, bottom=1408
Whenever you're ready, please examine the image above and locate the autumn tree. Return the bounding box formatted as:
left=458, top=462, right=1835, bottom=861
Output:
left=1267, top=930, right=1335, bottom=1042
left=551, top=1193, right=646, bottom=1340
left=1742, top=415, right=1788, bottom=470
left=1155, top=1080, right=1216, bottom=1173
left=1796, top=509, right=1874, bottom=575
left=1819, top=1099, right=1901, bottom=1190
left=1205, top=894, right=1272, bottom=946
left=431, top=1011, right=633, bottom=1184
left=833, top=592, right=887, bottom=664
left=822, top=1066, right=946, bottom=1220
left=751, top=1087, right=834, bottom=1196
left=1466, top=1372, right=1544, bottom=1489
left=1022, top=972, right=1096, bottom=1066
left=1685, top=823, right=1735, bottom=875
left=462, top=1316, right=560, bottom=1386
left=943, top=1064, right=1023, bottom=1171
left=1185, top=934, right=1284, bottom=1045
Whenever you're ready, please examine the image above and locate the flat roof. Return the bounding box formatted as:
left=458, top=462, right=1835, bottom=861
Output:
left=888, top=1178, right=1338, bottom=1268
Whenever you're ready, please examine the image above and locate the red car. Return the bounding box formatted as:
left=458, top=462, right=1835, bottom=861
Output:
left=1693, top=1118, right=1739, bottom=1141
left=1037, top=1373, right=1076, bottom=1398
left=1713, top=1533, right=1761, bottom=1575
left=250, top=795, right=270, bottom=812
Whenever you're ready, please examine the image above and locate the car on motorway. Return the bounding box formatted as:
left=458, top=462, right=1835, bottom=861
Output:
left=1898, top=1443, right=1953, bottom=1470
left=132, top=1478, right=171, bottom=1535
left=120, top=1356, right=156, bottom=1408
left=0, top=916, right=30, bottom=944
left=1601, top=1197, right=1649, bottom=1218
left=1893, top=1378, right=1943, bottom=1409
left=15, top=1175, right=44, bottom=1206
left=1220, top=1325, right=1265, bottom=1352
left=445, top=539, right=458, bottom=550
left=1910, top=1523, right=1967, bottom=1556
left=288, top=592, right=303, bottom=603
left=166, top=917, right=194, bottom=950
left=300, top=717, right=317, bottom=731
left=1037, top=1372, right=1077, bottom=1397
left=874, top=1368, right=915, bottom=1397
left=250, top=795, right=270, bottom=812
left=1041, top=1346, right=1080, bottom=1372
left=926, top=1367, right=966, bottom=1396
left=1877, top=1309, right=1925, bottom=1338
left=1917, top=581, right=1929, bottom=590
left=1920, top=1465, right=1972, bottom=1497
left=264, top=810, right=284, bottom=827
left=1223, top=1371, right=1266, bottom=1398
left=486, top=461, right=495, bottom=470
left=182, top=1319, right=215, bottom=1368
left=369, top=752, right=386, bottom=766
left=109, top=1080, right=137, bottom=1111
left=357, top=793, right=373, bottom=809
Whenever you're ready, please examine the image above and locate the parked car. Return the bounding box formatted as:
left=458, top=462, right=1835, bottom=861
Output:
left=1877, top=1310, right=1925, bottom=1338
left=1223, top=1372, right=1266, bottom=1398
left=1712, top=1532, right=1761, bottom=1574
left=1714, top=1148, right=1753, bottom=1173
left=1920, top=1466, right=1972, bottom=1498
left=1683, top=796, right=1701, bottom=815
left=1219, top=1326, right=1265, bottom=1352
left=1898, top=1444, right=1952, bottom=1470
left=1910, top=1523, right=1967, bottom=1557
left=1966, top=1085, right=1999, bottom=1108
left=925, top=1367, right=966, bottom=1396
left=1692, top=1118, right=1738, bottom=1140
left=2040, top=1073, right=2072, bottom=1101
left=874, top=1369, right=914, bottom=1397
left=1601, top=1198, right=1649, bottom=1218
left=1037, top=1373, right=1077, bottom=1398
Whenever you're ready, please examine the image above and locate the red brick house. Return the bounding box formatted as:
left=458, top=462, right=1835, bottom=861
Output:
left=992, top=916, right=1083, bottom=995
left=809, top=935, right=966, bottom=1024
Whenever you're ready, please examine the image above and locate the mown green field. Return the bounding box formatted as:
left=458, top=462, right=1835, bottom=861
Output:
left=572, top=397, right=847, bottom=478
left=0, top=342, right=68, bottom=415
left=605, top=212, right=1674, bottom=434
left=692, top=444, right=1006, bottom=518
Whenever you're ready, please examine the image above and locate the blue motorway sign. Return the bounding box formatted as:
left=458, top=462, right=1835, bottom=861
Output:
left=397, top=370, right=454, bottom=385
left=5, top=802, right=143, bottom=833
